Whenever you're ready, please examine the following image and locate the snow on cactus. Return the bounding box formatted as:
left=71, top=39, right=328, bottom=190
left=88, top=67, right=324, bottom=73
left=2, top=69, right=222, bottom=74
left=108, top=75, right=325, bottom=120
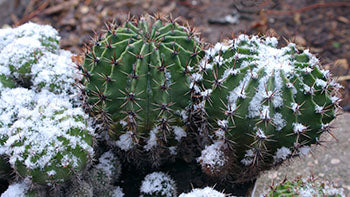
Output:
left=263, top=176, right=345, bottom=197
left=0, top=22, right=80, bottom=95
left=79, top=14, right=204, bottom=166
left=178, top=186, right=227, bottom=197
left=0, top=88, right=94, bottom=186
left=86, top=150, right=121, bottom=195
left=140, top=171, right=177, bottom=197
left=195, top=35, right=342, bottom=182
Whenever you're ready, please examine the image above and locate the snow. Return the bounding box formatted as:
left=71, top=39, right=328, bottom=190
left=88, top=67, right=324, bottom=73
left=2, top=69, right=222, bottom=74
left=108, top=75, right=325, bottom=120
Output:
left=1, top=181, right=29, bottom=197
left=96, top=151, right=120, bottom=178
left=112, top=186, right=125, bottom=197
left=144, top=127, right=159, bottom=151
left=173, top=126, right=187, bottom=141
left=241, top=149, right=254, bottom=166
left=116, top=133, right=135, bottom=151
left=179, top=187, right=226, bottom=197
left=273, top=113, right=286, bottom=131
left=140, top=172, right=176, bottom=197
left=273, top=146, right=291, bottom=163
left=197, top=141, right=227, bottom=172
left=293, top=123, right=307, bottom=134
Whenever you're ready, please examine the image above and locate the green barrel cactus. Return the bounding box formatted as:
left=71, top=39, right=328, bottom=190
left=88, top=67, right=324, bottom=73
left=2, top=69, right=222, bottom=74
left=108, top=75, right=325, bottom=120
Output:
left=196, top=35, right=341, bottom=181
left=140, top=172, right=177, bottom=197
left=80, top=15, right=204, bottom=164
left=0, top=88, right=94, bottom=186
left=264, top=176, right=345, bottom=197
left=0, top=22, right=79, bottom=95
left=86, top=150, right=121, bottom=196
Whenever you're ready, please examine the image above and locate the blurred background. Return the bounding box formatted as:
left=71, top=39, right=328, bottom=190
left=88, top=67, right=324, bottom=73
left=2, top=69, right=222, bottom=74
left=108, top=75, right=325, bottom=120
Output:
left=1, top=0, right=349, bottom=196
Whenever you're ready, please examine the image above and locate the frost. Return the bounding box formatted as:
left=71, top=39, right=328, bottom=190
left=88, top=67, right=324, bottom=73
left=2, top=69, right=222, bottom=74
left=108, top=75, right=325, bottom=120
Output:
left=197, top=141, right=226, bottom=172
left=1, top=181, right=29, bottom=197
left=298, top=146, right=311, bottom=156
left=116, top=133, right=135, bottom=151
left=140, top=172, right=176, bottom=197
left=0, top=89, right=94, bottom=170
left=293, top=123, right=307, bottom=134
left=173, top=126, right=186, bottom=141
left=179, top=187, right=226, bottom=197
left=112, top=186, right=125, bottom=197
left=96, top=151, right=120, bottom=178
left=315, top=105, right=324, bottom=114
left=273, top=113, right=286, bottom=131
left=273, top=147, right=291, bottom=163
left=241, top=149, right=254, bottom=166
left=144, top=127, right=159, bottom=151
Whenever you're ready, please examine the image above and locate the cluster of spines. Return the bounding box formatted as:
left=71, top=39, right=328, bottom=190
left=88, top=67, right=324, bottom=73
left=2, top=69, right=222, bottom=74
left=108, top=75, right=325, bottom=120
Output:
left=195, top=35, right=342, bottom=182
left=78, top=14, right=204, bottom=165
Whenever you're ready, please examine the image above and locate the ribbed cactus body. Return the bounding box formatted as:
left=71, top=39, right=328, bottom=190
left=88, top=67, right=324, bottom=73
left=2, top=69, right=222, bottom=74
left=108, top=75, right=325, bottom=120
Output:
left=197, top=35, right=341, bottom=181
left=81, top=15, right=203, bottom=159
left=0, top=89, right=94, bottom=186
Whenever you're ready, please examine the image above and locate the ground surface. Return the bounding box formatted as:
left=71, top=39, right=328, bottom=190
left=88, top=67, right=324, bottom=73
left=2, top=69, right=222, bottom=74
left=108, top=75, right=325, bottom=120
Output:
left=1, top=0, right=350, bottom=196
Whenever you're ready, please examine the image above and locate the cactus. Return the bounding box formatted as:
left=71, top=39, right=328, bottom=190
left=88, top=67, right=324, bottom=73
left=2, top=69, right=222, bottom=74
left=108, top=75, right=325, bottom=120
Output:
left=80, top=14, right=203, bottom=165
left=140, top=171, right=177, bottom=197
left=0, top=22, right=79, bottom=95
left=264, top=176, right=345, bottom=197
left=196, top=35, right=342, bottom=181
left=178, top=186, right=227, bottom=197
left=86, top=150, right=121, bottom=195
left=68, top=181, right=93, bottom=197
left=0, top=88, right=94, bottom=186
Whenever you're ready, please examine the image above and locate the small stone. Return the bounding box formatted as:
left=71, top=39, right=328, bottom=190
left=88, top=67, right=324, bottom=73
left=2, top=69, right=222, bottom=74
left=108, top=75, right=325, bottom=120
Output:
left=80, top=6, right=89, bottom=14
left=330, top=158, right=340, bottom=164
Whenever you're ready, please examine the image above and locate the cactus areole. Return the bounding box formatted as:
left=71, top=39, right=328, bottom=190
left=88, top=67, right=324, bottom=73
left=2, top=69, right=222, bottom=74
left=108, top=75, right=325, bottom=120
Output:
left=81, top=15, right=203, bottom=161
left=197, top=35, right=341, bottom=181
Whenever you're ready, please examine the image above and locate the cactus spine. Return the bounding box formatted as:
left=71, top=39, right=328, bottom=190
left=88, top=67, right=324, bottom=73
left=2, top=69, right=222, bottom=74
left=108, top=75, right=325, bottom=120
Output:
left=80, top=14, right=203, bottom=165
left=196, top=35, right=341, bottom=181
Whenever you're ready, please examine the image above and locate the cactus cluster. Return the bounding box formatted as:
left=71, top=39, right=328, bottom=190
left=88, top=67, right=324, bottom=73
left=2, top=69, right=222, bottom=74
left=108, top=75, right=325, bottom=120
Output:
left=195, top=35, right=341, bottom=181
left=0, top=14, right=345, bottom=196
left=0, top=23, right=94, bottom=189
left=264, top=176, right=345, bottom=197
left=79, top=14, right=204, bottom=165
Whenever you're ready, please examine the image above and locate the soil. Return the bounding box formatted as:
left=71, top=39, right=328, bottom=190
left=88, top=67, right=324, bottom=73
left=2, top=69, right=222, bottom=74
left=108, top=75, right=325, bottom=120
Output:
left=1, top=0, right=350, bottom=196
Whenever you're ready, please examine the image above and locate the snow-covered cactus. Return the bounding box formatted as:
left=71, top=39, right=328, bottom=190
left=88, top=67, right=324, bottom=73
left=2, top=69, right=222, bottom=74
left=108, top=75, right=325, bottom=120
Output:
left=179, top=186, right=226, bottom=197
left=0, top=22, right=80, bottom=95
left=0, top=89, right=94, bottom=186
left=80, top=14, right=203, bottom=164
left=140, top=171, right=177, bottom=197
left=68, top=181, right=93, bottom=197
left=264, top=176, right=345, bottom=197
left=196, top=35, right=341, bottom=181
left=86, top=151, right=121, bottom=195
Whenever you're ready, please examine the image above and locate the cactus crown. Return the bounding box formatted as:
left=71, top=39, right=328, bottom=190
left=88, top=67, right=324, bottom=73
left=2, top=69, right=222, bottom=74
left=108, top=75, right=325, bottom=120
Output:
left=81, top=14, right=204, bottom=160
left=197, top=35, right=341, bottom=181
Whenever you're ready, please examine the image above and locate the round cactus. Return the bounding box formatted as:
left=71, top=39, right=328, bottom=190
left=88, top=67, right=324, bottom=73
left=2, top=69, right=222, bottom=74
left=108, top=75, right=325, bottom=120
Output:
left=68, top=181, right=93, bottom=197
left=86, top=150, right=121, bottom=195
left=80, top=14, right=204, bottom=165
left=264, top=176, right=345, bottom=197
left=0, top=22, right=79, bottom=95
left=179, top=186, right=226, bottom=197
left=196, top=35, right=342, bottom=181
left=140, top=171, right=177, bottom=197
left=0, top=88, right=94, bottom=186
